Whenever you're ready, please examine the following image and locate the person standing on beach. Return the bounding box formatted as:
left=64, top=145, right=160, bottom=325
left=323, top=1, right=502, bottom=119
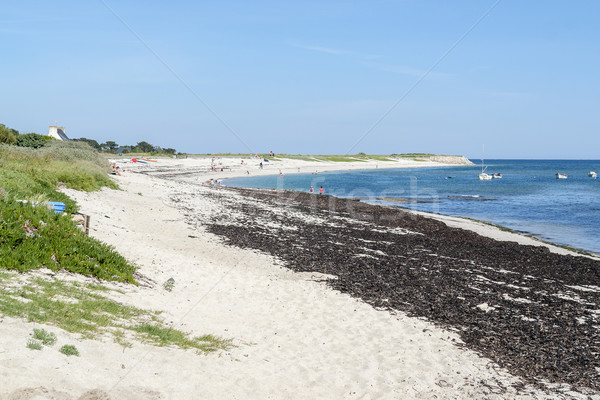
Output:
left=309, top=186, right=314, bottom=193
left=319, top=186, right=324, bottom=195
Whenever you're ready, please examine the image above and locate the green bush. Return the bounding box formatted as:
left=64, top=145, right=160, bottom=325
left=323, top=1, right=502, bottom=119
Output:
left=37, top=140, right=108, bottom=164
left=59, top=344, right=79, bottom=356
left=73, top=137, right=102, bottom=151
left=0, top=199, right=137, bottom=282
left=0, top=142, right=117, bottom=209
left=0, top=141, right=135, bottom=283
left=15, top=133, right=51, bottom=149
left=0, top=124, right=17, bottom=144
left=27, top=339, right=43, bottom=350
left=33, top=328, right=57, bottom=346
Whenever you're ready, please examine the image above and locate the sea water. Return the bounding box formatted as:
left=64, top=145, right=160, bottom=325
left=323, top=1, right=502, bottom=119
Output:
left=225, top=160, right=600, bottom=254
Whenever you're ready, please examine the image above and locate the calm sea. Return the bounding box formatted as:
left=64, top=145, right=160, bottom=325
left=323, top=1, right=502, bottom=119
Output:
left=225, top=160, right=600, bottom=254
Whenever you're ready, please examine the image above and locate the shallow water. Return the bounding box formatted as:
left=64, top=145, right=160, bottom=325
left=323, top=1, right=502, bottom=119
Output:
left=225, top=160, right=600, bottom=253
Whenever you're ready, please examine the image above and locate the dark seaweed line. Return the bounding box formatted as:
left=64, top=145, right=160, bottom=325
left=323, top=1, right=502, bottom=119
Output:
left=194, top=187, right=600, bottom=394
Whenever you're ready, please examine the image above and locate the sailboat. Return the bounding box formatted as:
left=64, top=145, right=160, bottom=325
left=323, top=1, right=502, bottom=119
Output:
left=478, top=146, right=492, bottom=180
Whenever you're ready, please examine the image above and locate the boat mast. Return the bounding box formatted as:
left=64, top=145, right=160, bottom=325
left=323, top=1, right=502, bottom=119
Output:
left=481, top=144, right=486, bottom=173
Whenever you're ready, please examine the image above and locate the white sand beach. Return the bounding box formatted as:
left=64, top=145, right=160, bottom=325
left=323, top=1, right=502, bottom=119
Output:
left=1, top=156, right=592, bottom=399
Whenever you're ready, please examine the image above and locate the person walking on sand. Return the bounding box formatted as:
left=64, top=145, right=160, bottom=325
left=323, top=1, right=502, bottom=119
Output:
left=319, top=186, right=324, bottom=195
left=309, top=186, right=314, bottom=193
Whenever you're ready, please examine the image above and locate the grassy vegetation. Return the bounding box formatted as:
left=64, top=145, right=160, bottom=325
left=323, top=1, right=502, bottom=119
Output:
left=0, top=141, right=118, bottom=211
left=359, top=155, right=396, bottom=162
left=132, top=324, right=229, bottom=352
left=33, top=328, right=57, bottom=346
left=314, top=155, right=367, bottom=162
left=0, top=198, right=136, bottom=282
left=0, top=140, right=231, bottom=355
left=0, top=273, right=231, bottom=353
left=27, top=328, right=57, bottom=351
left=27, top=339, right=43, bottom=350
left=59, top=344, right=79, bottom=356
left=395, top=153, right=436, bottom=158
left=273, top=154, right=320, bottom=162
left=0, top=141, right=136, bottom=283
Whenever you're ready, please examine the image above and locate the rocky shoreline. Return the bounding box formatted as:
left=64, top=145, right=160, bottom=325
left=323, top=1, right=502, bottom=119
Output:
left=191, top=186, right=599, bottom=394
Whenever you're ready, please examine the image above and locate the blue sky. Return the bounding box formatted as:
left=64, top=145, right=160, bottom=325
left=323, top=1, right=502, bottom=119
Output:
left=1, top=1, right=599, bottom=158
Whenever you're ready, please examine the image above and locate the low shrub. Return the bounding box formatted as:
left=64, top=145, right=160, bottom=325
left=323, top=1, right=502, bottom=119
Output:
left=59, top=344, right=79, bottom=356
left=27, top=339, right=43, bottom=350
left=0, top=142, right=134, bottom=283
left=15, top=133, right=51, bottom=149
left=0, top=199, right=137, bottom=283
left=33, top=328, right=57, bottom=346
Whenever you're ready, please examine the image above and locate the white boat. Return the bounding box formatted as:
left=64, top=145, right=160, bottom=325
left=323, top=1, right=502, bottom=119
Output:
left=478, top=146, right=492, bottom=180
left=590, top=171, right=597, bottom=178
left=479, top=171, right=492, bottom=180
left=556, top=173, right=568, bottom=179
left=492, top=173, right=502, bottom=179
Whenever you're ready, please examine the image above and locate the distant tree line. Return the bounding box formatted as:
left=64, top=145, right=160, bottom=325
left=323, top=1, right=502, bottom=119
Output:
left=0, top=123, right=177, bottom=155
left=73, top=138, right=177, bottom=155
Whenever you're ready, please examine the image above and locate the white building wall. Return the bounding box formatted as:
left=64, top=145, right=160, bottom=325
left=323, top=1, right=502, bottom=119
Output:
left=48, top=126, right=69, bottom=141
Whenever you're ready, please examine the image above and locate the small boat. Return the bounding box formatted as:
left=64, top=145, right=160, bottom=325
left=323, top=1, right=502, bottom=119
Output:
left=492, top=173, right=502, bottom=179
left=590, top=171, right=597, bottom=178
left=479, top=172, right=492, bottom=180
left=478, top=146, right=492, bottom=180
left=556, top=173, right=568, bottom=179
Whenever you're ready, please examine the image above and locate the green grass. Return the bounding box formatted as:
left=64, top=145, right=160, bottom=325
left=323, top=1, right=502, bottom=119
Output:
left=0, top=198, right=136, bottom=282
left=0, top=141, right=136, bottom=282
left=0, top=141, right=118, bottom=212
left=313, top=155, right=367, bottom=162
left=0, top=277, right=146, bottom=338
left=0, top=140, right=231, bottom=355
left=131, top=324, right=229, bottom=352
left=361, top=155, right=395, bottom=162
left=396, top=153, right=436, bottom=158
left=0, top=274, right=231, bottom=353
left=33, top=328, right=57, bottom=346
left=275, top=154, right=321, bottom=162
left=59, top=344, right=79, bottom=356
left=27, top=339, right=43, bottom=350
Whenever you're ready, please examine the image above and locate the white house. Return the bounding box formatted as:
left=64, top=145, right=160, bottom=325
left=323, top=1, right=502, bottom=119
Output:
left=48, top=126, right=69, bottom=141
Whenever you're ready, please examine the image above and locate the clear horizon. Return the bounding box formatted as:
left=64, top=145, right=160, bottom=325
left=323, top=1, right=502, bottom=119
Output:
left=1, top=1, right=599, bottom=159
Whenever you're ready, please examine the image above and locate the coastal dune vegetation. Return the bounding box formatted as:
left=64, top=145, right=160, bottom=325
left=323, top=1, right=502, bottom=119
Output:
left=0, top=135, right=231, bottom=354
left=0, top=140, right=134, bottom=281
